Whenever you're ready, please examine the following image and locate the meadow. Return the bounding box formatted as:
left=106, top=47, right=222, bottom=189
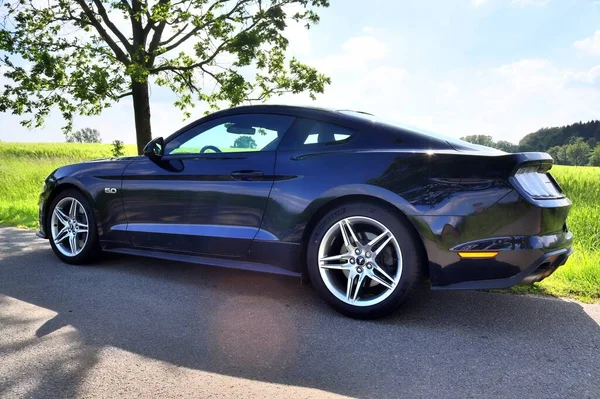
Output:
left=0, top=142, right=598, bottom=302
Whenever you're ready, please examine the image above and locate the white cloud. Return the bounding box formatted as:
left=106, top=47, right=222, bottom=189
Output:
left=564, top=65, right=600, bottom=85
left=341, top=36, right=389, bottom=61
left=574, top=30, right=600, bottom=56
left=288, top=53, right=600, bottom=144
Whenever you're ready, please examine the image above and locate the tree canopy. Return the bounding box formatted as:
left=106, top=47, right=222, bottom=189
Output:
left=518, top=120, right=600, bottom=152
left=232, top=134, right=256, bottom=148
left=461, top=121, right=600, bottom=165
left=65, top=127, right=102, bottom=143
left=0, top=0, right=331, bottom=153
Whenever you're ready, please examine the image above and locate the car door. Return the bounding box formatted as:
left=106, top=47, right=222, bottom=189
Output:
left=120, top=113, right=296, bottom=257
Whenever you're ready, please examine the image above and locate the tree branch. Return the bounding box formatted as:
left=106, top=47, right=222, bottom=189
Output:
left=151, top=11, right=263, bottom=74
left=116, top=91, right=133, bottom=99
left=73, top=0, right=131, bottom=65
left=159, top=0, right=251, bottom=54
left=156, top=23, right=189, bottom=47
left=90, top=0, right=133, bottom=54
left=146, top=0, right=171, bottom=66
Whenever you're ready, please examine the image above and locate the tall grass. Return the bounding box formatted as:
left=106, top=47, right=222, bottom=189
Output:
left=0, top=142, right=137, bottom=227
left=0, top=142, right=137, bottom=159
left=0, top=143, right=598, bottom=302
left=519, top=165, right=600, bottom=302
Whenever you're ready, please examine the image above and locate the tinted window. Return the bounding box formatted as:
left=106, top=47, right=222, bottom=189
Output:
left=280, top=118, right=355, bottom=150
left=164, top=114, right=295, bottom=155
left=338, top=110, right=490, bottom=151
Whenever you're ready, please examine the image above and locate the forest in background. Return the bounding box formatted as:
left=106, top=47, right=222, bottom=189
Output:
left=462, top=120, right=600, bottom=166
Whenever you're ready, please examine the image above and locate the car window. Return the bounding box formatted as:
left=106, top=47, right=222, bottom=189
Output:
left=164, top=114, right=295, bottom=155
left=281, top=118, right=355, bottom=150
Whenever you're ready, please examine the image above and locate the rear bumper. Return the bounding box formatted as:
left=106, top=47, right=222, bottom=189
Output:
left=433, top=246, right=573, bottom=290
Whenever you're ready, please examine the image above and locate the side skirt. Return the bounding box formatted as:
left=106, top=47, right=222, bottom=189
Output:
left=103, top=247, right=302, bottom=278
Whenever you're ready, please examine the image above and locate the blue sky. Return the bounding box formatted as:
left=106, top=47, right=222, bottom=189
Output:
left=1, top=0, right=600, bottom=144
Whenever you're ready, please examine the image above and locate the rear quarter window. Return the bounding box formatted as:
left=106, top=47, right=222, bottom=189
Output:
left=280, top=118, right=356, bottom=150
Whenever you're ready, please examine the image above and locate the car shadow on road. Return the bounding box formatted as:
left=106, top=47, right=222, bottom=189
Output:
left=1, top=227, right=599, bottom=398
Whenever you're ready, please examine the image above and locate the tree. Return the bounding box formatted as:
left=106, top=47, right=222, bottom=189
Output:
left=64, top=127, right=102, bottom=143
left=589, top=144, right=600, bottom=167
left=0, top=0, right=331, bottom=154
left=495, top=140, right=518, bottom=153
left=518, top=120, right=600, bottom=152
left=232, top=135, right=257, bottom=148
left=566, top=137, right=591, bottom=166
left=111, top=140, right=125, bottom=157
left=547, top=145, right=568, bottom=165
left=460, top=135, right=496, bottom=148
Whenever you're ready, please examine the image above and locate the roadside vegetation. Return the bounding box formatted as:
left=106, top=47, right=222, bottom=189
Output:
left=0, top=142, right=136, bottom=227
left=0, top=143, right=598, bottom=302
left=512, top=165, right=600, bottom=302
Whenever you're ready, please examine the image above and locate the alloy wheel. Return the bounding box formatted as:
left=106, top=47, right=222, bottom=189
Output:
left=50, top=197, right=89, bottom=257
left=317, top=216, right=403, bottom=307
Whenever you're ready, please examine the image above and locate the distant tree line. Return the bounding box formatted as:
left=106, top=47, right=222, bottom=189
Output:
left=461, top=120, right=600, bottom=166
left=64, top=128, right=101, bottom=143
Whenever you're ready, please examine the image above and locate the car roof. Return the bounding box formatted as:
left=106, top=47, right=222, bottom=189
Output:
left=169, top=104, right=499, bottom=153
left=221, top=104, right=372, bottom=118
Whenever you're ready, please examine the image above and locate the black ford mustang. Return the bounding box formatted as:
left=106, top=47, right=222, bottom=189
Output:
left=38, top=105, right=573, bottom=318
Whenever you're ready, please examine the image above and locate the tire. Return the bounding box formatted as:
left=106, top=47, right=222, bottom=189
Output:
left=47, top=188, right=101, bottom=265
left=307, top=202, right=422, bottom=319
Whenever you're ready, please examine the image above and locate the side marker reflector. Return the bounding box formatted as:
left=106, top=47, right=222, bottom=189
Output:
left=458, top=251, right=499, bottom=259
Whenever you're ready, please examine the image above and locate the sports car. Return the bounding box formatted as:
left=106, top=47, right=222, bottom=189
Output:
left=38, top=105, right=573, bottom=318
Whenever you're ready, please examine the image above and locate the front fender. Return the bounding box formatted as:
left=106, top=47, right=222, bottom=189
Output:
left=39, top=160, right=131, bottom=243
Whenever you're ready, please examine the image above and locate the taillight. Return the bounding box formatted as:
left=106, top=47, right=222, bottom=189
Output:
left=513, top=166, right=564, bottom=199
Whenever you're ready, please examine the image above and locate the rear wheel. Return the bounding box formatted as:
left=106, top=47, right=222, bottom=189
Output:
left=307, top=202, right=422, bottom=319
left=47, top=189, right=100, bottom=264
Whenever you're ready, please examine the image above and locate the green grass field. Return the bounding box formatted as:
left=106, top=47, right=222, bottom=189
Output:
left=1, top=142, right=598, bottom=302
left=512, top=165, right=600, bottom=302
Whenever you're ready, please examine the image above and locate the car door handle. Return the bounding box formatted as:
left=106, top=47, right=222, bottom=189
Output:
left=230, top=170, right=264, bottom=180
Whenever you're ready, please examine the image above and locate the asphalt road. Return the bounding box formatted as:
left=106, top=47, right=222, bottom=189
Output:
left=1, top=227, right=599, bottom=399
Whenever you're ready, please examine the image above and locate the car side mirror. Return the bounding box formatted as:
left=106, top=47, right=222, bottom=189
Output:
left=143, top=137, right=164, bottom=159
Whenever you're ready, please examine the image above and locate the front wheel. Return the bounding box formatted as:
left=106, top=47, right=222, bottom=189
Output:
left=47, top=189, right=100, bottom=264
left=307, top=202, right=422, bottom=319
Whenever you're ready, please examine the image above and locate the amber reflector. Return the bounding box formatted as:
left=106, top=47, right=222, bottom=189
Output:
left=457, top=251, right=499, bottom=259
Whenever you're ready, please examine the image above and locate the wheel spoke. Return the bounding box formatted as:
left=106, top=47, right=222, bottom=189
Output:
left=372, top=236, right=393, bottom=256
left=320, top=264, right=351, bottom=270
left=346, top=272, right=356, bottom=301
left=319, top=253, right=350, bottom=263
left=368, top=271, right=394, bottom=290
left=368, top=230, right=389, bottom=248
left=76, top=222, right=88, bottom=233
left=319, top=253, right=351, bottom=270
left=352, top=273, right=366, bottom=302
left=373, top=263, right=395, bottom=284
left=343, top=219, right=360, bottom=246
left=54, top=227, right=69, bottom=244
left=69, top=199, right=78, bottom=218
left=53, top=208, right=69, bottom=226
left=69, top=233, right=78, bottom=255
left=338, top=221, right=351, bottom=248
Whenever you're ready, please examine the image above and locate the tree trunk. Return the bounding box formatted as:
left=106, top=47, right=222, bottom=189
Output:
left=132, top=79, right=152, bottom=155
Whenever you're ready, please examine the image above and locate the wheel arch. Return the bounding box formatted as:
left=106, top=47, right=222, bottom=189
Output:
left=45, top=182, right=98, bottom=234
left=300, top=194, right=429, bottom=280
